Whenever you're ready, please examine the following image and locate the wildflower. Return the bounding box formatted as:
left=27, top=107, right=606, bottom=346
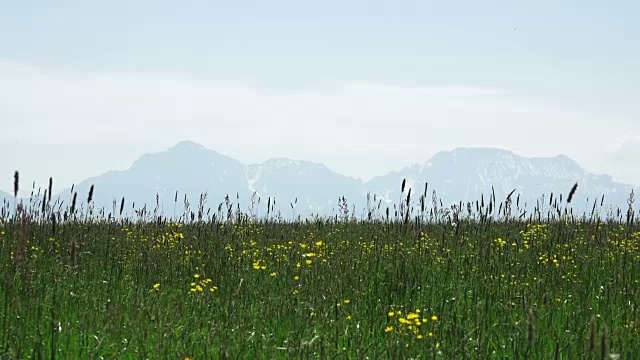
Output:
left=388, top=311, right=395, bottom=317
left=385, top=326, right=394, bottom=333
left=407, top=312, right=419, bottom=320
left=269, top=272, right=277, bottom=277
left=153, top=283, right=160, bottom=290
left=431, top=315, right=438, bottom=321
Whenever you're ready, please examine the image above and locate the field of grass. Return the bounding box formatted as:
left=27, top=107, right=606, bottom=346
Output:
left=1, top=181, right=639, bottom=358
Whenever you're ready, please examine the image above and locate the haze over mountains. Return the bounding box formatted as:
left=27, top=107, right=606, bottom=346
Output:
left=2, top=140, right=638, bottom=220
left=0, top=190, right=11, bottom=206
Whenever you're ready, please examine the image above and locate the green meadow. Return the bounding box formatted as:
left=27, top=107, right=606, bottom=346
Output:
left=1, top=182, right=639, bottom=359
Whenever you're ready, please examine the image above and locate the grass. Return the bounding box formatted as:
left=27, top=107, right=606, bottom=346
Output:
left=0, top=178, right=639, bottom=358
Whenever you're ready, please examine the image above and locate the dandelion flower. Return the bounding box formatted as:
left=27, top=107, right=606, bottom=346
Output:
left=407, top=312, right=419, bottom=320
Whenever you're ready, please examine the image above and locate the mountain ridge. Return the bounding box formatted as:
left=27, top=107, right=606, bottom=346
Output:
left=2, top=141, right=637, bottom=219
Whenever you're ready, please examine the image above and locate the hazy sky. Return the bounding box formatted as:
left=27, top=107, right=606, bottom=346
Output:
left=1, top=1, right=640, bottom=195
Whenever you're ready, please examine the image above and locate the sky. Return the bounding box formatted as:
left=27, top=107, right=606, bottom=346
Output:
left=1, top=0, right=640, bottom=196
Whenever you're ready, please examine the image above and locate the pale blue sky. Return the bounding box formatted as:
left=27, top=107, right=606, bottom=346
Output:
left=2, top=1, right=638, bottom=97
left=1, top=0, right=639, bottom=193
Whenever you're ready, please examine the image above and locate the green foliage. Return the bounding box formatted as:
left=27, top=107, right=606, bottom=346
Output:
left=0, top=217, right=638, bottom=358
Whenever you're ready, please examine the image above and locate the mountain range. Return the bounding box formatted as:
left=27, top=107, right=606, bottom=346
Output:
left=2, top=141, right=638, bottom=220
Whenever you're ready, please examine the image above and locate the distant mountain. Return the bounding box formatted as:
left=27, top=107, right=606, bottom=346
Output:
left=3, top=142, right=638, bottom=220
left=367, top=147, right=636, bottom=217
left=246, top=158, right=364, bottom=217
left=0, top=190, right=13, bottom=210
left=51, top=141, right=250, bottom=218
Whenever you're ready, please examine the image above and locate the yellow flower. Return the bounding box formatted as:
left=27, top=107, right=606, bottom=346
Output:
left=269, top=272, right=277, bottom=277
left=407, top=312, right=419, bottom=320
left=388, top=311, right=395, bottom=317
left=344, top=299, right=350, bottom=304
left=153, top=283, right=160, bottom=290
left=305, top=259, right=312, bottom=265
left=294, top=275, right=300, bottom=281
left=385, top=326, right=394, bottom=333
left=431, top=315, right=438, bottom=321
left=194, top=274, right=200, bottom=279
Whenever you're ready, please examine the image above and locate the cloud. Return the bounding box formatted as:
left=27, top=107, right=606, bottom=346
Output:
left=0, top=59, right=633, bottom=186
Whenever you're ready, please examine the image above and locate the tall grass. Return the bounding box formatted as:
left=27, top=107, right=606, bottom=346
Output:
left=0, top=175, right=638, bottom=358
